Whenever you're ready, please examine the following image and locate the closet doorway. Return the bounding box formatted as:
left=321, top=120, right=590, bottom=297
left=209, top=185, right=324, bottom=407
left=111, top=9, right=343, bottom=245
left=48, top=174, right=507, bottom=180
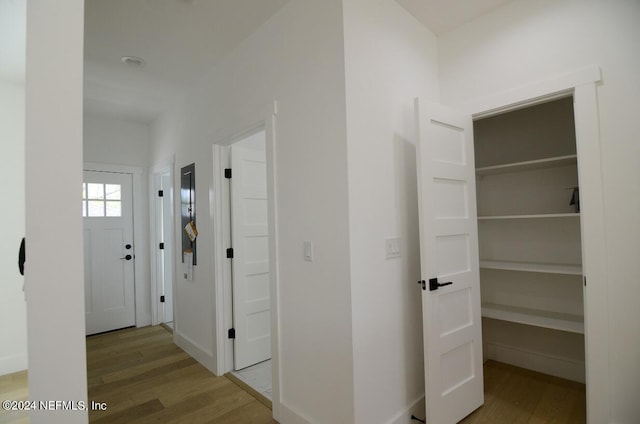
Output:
left=474, top=96, right=585, bottom=383
left=415, top=71, right=608, bottom=423
left=225, top=129, right=273, bottom=402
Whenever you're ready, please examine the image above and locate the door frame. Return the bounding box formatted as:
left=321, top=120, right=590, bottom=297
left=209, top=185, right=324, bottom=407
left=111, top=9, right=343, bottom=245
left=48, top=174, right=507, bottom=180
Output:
left=149, top=157, right=176, bottom=326
left=84, top=162, right=150, bottom=328
left=457, top=65, right=608, bottom=423
left=211, top=101, right=281, bottom=416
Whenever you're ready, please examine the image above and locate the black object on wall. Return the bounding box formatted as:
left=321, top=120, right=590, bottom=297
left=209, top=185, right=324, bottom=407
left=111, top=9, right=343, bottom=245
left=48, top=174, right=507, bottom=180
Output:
left=181, top=163, right=196, bottom=264
left=18, top=237, right=25, bottom=276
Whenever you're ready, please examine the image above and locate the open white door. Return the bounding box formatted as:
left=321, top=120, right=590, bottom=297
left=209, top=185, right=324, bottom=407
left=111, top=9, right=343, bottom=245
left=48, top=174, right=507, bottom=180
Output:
left=83, top=170, right=135, bottom=335
left=415, top=99, right=484, bottom=423
left=161, top=173, right=174, bottom=323
left=230, top=134, right=271, bottom=370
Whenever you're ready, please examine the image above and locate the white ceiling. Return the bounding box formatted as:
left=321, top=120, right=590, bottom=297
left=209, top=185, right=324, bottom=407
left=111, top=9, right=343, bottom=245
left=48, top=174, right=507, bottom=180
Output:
left=83, top=0, right=289, bottom=122
left=84, top=0, right=514, bottom=123
left=396, top=0, right=514, bottom=35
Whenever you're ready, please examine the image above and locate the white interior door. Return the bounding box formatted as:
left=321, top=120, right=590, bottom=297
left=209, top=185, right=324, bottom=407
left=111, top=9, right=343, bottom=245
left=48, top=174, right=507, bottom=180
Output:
left=231, top=134, right=271, bottom=370
left=83, top=170, right=135, bottom=335
left=415, top=99, right=484, bottom=423
left=161, top=173, right=174, bottom=323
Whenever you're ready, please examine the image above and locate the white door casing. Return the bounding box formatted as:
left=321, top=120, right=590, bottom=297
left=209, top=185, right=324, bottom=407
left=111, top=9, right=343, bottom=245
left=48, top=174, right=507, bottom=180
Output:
left=415, top=99, right=484, bottom=423
left=230, top=137, right=271, bottom=370
left=83, top=171, right=135, bottom=335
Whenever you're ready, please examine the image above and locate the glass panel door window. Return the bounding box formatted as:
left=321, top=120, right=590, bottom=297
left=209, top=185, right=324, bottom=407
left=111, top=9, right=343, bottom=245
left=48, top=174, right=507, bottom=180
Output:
left=82, top=182, right=122, bottom=217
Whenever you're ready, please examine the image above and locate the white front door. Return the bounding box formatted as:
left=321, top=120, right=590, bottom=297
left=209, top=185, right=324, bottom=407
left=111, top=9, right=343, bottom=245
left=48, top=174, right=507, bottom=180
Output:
left=230, top=133, right=271, bottom=370
left=83, top=170, right=135, bottom=335
left=415, top=99, right=484, bottom=423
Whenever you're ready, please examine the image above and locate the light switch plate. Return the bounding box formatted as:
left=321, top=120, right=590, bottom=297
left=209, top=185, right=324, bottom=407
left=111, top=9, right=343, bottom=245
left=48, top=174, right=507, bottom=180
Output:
left=303, top=240, right=314, bottom=262
left=385, top=237, right=401, bottom=259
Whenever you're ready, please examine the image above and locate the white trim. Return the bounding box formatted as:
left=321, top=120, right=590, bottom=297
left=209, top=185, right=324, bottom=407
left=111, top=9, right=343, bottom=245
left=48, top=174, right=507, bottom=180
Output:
left=174, top=330, right=216, bottom=373
left=573, top=83, right=610, bottom=424
left=211, top=143, right=231, bottom=375
left=485, top=342, right=585, bottom=383
left=211, top=101, right=281, bottom=421
left=276, top=402, right=312, bottom=424
left=455, top=66, right=609, bottom=423
left=83, top=162, right=151, bottom=327
left=149, top=156, right=175, bottom=326
left=385, top=396, right=425, bottom=424
left=460, top=65, right=602, bottom=118
left=0, top=355, right=28, bottom=376
left=264, top=103, right=281, bottom=422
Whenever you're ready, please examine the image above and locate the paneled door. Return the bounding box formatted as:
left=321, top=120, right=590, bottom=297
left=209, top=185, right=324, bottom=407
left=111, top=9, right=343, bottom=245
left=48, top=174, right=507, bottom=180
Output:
left=83, top=170, right=135, bottom=335
left=415, top=99, right=484, bottom=423
left=230, top=134, right=271, bottom=370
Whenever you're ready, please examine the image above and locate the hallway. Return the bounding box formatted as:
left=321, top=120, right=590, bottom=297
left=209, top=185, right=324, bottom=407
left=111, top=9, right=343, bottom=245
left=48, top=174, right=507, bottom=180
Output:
left=87, top=326, right=275, bottom=423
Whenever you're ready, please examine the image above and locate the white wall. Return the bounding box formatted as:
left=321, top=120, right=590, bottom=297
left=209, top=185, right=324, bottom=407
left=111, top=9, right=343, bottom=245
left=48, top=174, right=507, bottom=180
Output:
left=438, top=0, right=640, bottom=422
left=26, top=0, right=87, bottom=422
left=151, top=1, right=355, bottom=422
left=84, top=114, right=151, bottom=167
left=0, top=81, right=27, bottom=376
left=0, top=0, right=27, bottom=379
left=342, top=0, right=439, bottom=422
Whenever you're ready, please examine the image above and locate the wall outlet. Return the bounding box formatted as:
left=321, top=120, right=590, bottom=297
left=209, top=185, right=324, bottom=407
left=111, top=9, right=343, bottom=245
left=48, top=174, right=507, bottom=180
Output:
left=385, top=237, right=401, bottom=259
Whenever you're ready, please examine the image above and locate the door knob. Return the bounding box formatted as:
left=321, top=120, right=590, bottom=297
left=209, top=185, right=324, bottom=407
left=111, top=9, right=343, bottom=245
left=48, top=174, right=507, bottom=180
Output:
left=120, top=254, right=133, bottom=261
left=429, top=277, right=452, bottom=291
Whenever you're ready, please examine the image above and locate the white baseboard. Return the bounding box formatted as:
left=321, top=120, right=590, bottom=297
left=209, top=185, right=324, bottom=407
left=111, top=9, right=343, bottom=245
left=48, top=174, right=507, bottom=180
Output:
left=386, top=395, right=425, bottom=424
left=486, top=341, right=585, bottom=383
left=173, top=330, right=217, bottom=375
left=0, top=355, right=28, bottom=376
left=274, top=401, right=311, bottom=424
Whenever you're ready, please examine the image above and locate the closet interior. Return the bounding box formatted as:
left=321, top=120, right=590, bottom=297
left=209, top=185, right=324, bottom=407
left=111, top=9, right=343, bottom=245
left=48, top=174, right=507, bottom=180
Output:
left=474, top=96, right=586, bottom=383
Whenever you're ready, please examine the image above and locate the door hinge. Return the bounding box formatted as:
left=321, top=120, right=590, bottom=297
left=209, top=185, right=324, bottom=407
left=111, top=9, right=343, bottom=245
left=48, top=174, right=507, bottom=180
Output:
left=584, top=276, right=587, bottom=287
left=158, top=190, right=164, bottom=197
left=224, top=168, right=232, bottom=179
left=159, top=242, right=165, bottom=250
left=228, top=328, right=236, bottom=339
left=160, top=295, right=165, bottom=303
left=226, top=248, right=234, bottom=259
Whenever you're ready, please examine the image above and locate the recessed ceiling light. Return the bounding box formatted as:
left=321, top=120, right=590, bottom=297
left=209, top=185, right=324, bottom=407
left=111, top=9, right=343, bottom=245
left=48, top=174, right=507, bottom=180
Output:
left=121, top=56, right=146, bottom=67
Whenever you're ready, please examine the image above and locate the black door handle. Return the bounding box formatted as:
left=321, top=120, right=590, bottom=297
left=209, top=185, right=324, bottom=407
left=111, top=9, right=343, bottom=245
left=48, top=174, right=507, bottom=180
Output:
left=18, top=238, right=25, bottom=276
left=429, top=277, right=452, bottom=291
left=120, top=254, right=133, bottom=261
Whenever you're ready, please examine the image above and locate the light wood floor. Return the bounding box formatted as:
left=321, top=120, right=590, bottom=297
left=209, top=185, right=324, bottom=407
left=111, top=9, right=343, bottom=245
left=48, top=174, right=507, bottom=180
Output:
left=0, top=370, right=29, bottom=424
left=86, top=325, right=276, bottom=423
left=460, top=360, right=586, bottom=423
left=1, top=326, right=586, bottom=424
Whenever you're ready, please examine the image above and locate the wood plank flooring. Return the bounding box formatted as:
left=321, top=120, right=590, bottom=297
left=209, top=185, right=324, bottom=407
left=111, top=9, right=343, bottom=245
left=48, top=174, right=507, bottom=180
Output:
left=86, top=325, right=276, bottom=423
left=0, top=370, right=29, bottom=424
left=460, top=360, right=586, bottom=423
left=1, top=326, right=586, bottom=424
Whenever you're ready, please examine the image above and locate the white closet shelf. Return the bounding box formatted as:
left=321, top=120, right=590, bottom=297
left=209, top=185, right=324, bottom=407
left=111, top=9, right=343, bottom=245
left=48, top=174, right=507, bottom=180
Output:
left=479, top=260, right=582, bottom=275
left=476, top=154, right=577, bottom=176
left=478, top=213, right=580, bottom=220
left=481, top=303, right=584, bottom=334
